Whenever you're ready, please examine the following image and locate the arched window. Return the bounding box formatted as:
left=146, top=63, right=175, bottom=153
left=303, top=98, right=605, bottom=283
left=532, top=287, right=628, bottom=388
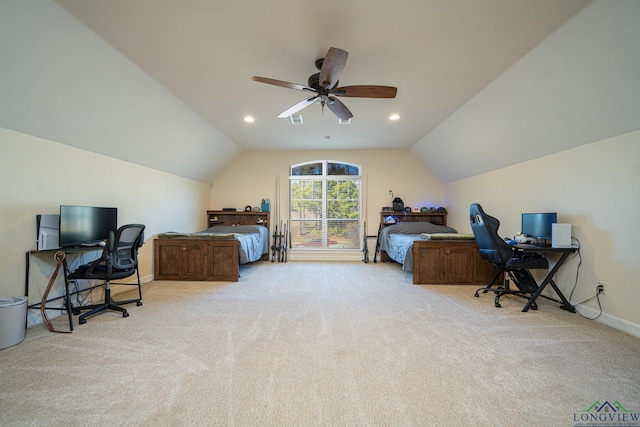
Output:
left=290, top=160, right=361, bottom=249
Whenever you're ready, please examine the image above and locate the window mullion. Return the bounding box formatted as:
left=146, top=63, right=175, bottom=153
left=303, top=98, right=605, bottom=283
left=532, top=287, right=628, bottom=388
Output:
left=321, top=178, right=327, bottom=247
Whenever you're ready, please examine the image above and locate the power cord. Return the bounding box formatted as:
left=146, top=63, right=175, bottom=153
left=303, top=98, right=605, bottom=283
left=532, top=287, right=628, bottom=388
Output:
left=540, top=237, right=581, bottom=304
left=566, top=237, right=583, bottom=302
left=572, top=292, right=604, bottom=321
left=566, top=237, right=603, bottom=320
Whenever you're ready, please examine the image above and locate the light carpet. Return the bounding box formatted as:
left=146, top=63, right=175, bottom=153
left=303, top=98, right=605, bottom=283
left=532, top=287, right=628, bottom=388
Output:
left=1, top=261, right=639, bottom=426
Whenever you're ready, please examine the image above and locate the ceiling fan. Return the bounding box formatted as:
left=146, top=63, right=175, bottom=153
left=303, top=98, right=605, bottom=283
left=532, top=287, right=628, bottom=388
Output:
left=252, top=47, right=397, bottom=121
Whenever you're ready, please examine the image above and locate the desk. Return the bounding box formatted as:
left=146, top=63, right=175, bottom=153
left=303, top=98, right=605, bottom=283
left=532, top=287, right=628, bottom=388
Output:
left=513, top=244, right=579, bottom=312
left=25, top=247, right=103, bottom=331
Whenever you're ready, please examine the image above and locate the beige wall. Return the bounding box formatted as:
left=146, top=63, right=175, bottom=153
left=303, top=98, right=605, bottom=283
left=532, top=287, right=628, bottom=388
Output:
left=4, top=126, right=638, bottom=335
left=0, top=127, right=211, bottom=326
left=211, top=135, right=640, bottom=334
left=210, top=149, right=445, bottom=238
left=444, top=131, right=640, bottom=333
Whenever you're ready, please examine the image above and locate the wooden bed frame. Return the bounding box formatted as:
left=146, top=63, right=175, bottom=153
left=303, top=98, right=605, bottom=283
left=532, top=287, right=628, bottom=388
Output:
left=412, top=239, right=500, bottom=285
left=154, top=210, right=271, bottom=282
left=155, top=238, right=239, bottom=281
left=376, top=211, right=498, bottom=285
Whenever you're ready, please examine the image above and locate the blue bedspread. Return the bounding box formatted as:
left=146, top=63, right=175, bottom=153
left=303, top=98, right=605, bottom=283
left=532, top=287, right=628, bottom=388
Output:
left=378, top=222, right=457, bottom=272
left=199, top=225, right=269, bottom=264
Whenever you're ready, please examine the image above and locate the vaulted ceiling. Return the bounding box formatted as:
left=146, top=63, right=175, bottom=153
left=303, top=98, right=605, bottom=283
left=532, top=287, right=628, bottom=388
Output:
left=10, top=1, right=639, bottom=185
left=50, top=0, right=591, bottom=172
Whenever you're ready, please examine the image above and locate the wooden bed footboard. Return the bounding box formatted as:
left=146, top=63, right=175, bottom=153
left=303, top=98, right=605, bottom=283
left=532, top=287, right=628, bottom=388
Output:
left=412, top=240, right=500, bottom=285
left=154, top=238, right=239, bottom=282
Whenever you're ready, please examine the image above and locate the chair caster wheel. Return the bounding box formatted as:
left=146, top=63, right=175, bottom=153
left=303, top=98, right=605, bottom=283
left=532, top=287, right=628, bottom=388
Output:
left=136, top=301, right=143, bottom=306
left=79, top=318, right=86, bottom=324
left=531, top=303, right=538, bottom=310
left=474, top=291, right=479, bottom=297
left=123, top=311, right=129, bottom=318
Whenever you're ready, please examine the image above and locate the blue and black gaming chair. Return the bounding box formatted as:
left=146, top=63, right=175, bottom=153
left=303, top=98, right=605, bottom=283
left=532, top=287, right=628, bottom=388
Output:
left=469, top=203, right=548, bottom=309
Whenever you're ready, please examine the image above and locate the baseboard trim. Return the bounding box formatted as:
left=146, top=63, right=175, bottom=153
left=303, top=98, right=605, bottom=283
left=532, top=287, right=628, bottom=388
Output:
left=288, top=249, right=363, bottom=262
left=572, top=303, right=640, bottom=338
left=110, top=274, right=153, bottom=295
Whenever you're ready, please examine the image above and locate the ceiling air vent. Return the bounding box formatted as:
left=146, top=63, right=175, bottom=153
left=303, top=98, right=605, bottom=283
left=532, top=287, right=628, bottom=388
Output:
left=290, top=115, right=303, bottom=125
left=338, top=118, right=352, bottom=125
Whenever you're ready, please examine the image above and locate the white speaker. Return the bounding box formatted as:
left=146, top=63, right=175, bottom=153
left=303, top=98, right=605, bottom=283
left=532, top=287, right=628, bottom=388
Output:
left=36, top=214, right=60, bottom=251
left=552, top=223, right=571, bottom=248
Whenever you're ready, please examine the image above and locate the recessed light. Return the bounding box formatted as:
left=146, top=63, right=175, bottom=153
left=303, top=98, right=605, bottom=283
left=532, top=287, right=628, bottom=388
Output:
left=389, top=114, right=400, bottom=121
left=244, top=116, right=255, bottom=123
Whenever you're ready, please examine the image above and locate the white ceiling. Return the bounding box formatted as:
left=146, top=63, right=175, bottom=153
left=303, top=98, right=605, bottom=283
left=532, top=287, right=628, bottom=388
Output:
left=54, top=0, right=590, bottom=153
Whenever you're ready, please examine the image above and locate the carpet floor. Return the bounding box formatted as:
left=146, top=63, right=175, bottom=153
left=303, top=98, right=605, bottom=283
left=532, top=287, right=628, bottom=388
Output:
left=1, top=261, right=639, bottom=426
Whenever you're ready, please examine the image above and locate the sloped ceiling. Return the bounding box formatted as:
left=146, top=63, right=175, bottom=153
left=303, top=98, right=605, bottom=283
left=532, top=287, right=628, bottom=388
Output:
left=8, top=1, right=639, bottom=183
left=48, top=0, right=594, bottom=182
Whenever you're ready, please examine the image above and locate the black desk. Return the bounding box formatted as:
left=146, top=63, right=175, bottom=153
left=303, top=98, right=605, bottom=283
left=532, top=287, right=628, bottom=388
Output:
left=25, top=247, right=103, bottom=331
left=513, top=244, right=579, bottom=312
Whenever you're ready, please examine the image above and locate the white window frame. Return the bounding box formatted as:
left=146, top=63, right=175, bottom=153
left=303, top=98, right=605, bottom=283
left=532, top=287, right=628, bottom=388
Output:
left=289, top=160, right=362, bottom=250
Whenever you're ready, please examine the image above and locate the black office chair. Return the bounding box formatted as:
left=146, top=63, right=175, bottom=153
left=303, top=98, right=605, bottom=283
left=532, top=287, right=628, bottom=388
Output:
left=69, top=224, right=145, bottom=324
left=469, top=204, right=548, bottom=309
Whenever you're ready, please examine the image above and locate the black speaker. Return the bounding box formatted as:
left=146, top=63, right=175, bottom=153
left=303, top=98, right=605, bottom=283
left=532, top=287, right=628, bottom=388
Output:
left=392, top=198, right=404, bottom=212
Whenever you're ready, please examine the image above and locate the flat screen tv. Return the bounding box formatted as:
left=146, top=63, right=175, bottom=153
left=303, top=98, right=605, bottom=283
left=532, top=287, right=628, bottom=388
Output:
left=59, top=205, right=118, bottom=247
left=521, top=212, right=557, bottom=243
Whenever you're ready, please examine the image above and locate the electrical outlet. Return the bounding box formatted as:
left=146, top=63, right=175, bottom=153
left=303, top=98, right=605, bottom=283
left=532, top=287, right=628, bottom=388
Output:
left=597, top=282, right=606, bottom=295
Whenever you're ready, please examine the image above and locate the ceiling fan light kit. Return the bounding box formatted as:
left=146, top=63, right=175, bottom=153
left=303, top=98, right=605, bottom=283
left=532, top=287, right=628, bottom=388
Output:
left=252, top=47, right=397, bottom=121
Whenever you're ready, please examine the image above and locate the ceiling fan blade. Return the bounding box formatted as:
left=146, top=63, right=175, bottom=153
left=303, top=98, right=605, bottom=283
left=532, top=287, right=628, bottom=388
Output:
left=252, top=76, right=315, bottom=92
left=319, top=47, right=348, bottom=89
left=326, top=96, right=353, bottom=121
left=277, top=96, right=318, bottom=118
left=333, top=85, right=397, bottom=98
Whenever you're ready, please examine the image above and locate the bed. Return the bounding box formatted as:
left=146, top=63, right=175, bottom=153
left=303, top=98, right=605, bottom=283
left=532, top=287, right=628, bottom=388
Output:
left=199, top=225, right=269, bottom=264
left=157, top=225, right=269, bottom=264
left=376, top=216, right=496, bottom=285
left=377, top=221, right=458, bottom=272
left=154, top=211, right=271, bottom=282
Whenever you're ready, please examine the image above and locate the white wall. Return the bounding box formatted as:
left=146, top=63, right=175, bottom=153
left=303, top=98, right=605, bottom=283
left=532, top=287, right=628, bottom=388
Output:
left=0, top=0, right=241, bottom=184
left=411, top=0, right=640, bottom=335
left=444, top=131, right=640, bottom=335
left=211, top=150, right=445, bottom=259
left=0, top=127, right=211, bottom=326
left=411, top=0, right=640, bottom=183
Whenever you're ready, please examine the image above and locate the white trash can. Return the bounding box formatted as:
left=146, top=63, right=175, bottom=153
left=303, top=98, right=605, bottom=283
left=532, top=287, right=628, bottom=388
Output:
left=0, top=296, right=28, bottom=350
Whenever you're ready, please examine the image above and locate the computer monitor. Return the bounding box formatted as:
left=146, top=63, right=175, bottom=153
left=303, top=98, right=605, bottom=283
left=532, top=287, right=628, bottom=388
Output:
left=521, top=212, right=557, bottom=243
left=59, top=205, right=118, bottom=247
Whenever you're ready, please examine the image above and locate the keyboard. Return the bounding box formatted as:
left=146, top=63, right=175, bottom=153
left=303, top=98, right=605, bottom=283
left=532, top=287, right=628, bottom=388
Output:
left=81, top=241, right=106, bottom=247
